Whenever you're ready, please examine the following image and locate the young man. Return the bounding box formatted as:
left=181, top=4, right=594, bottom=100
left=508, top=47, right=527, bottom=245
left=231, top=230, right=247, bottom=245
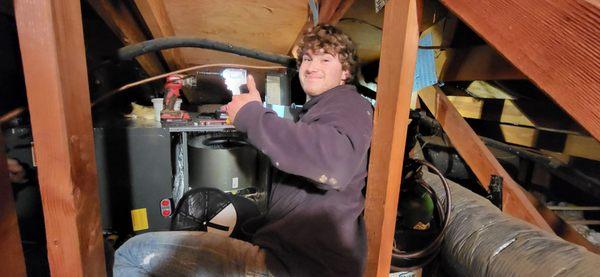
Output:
left=114, top=24, right=373, bottom=276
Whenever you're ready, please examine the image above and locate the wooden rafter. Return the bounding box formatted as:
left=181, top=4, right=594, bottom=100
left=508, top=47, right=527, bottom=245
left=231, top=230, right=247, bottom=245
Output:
left=468, top=121, right=600, bottom=161
left=447, top=96, right=534, bottom=126
left=439, top=0, right=600, bottom=141
left=87, top=0, right=165, bottom=76
left=364, top=0, right=419, bottom=276
left=318, top=0, right=356, bottom=25
left=418, top=86, right=600, bottom=254
left=287, top=0, right=355, bottom=57
left=133, top=0, right=186, bottom=70
left=423, top=16, right=524, bottom=81
left=14, top=0, right=107, bottom=275
left=0, top=135, right=26, bottom=276
left=447, top=94, right=588, bottom=132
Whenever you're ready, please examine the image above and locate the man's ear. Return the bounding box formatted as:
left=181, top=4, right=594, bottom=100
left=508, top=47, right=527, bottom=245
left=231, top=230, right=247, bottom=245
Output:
left=341, top=70, right=350, bottom=83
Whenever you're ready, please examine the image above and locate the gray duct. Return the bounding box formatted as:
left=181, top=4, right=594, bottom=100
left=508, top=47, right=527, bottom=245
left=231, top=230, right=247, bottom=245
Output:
left=421, top=170, right=600, bottom=276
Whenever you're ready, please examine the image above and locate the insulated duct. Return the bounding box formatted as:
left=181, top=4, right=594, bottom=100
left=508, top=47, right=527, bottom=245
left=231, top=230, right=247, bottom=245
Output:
left=116, top=37, right=295, bottom=67
left=421, top=170, right=600, bottom=276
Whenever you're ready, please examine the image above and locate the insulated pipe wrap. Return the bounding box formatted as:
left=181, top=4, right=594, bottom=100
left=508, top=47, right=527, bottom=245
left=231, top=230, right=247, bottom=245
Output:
left=116, top=37, right=295, bottom=67
left=421, top=170, right=600, bottom=276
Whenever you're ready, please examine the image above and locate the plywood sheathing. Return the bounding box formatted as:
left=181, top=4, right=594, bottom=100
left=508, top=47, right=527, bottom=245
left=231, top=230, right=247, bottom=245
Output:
left=163, top=0, right=307, bottom=66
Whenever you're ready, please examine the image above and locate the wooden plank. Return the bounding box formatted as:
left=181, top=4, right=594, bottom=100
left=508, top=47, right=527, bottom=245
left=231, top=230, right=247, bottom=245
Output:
left=133, top=0, right=186, bottom=70
left=166, top=0, right=306, bottom=66
left=439, top=0, right=600, bottom=141
left=14, top=1, right=107, bottom=276
left=456, top=81, right=587, bottom=133
left=0, top=135, right=26, bottom=277
left=364, top=0, right=419, bottom=276
left=419, top=86, right=600, bottom=253
left=329, top=0, right=355, bottom=24
left=318, top=0, right=341, bottom=24
left=469, top=121, right=600, bottom=161
left=87, top=0, right=165, bottom=76
left=448, top=96, right=534, bottom=126
left=319, top=0, right=355, bottom=25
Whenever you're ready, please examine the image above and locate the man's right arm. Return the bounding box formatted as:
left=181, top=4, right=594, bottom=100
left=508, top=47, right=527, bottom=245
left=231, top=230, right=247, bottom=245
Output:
left=234, top=100, right=372, bottom=191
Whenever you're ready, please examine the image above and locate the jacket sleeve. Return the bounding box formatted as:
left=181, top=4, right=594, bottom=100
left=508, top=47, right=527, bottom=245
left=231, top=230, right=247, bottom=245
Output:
left=234, top=101, right=373, bottom=191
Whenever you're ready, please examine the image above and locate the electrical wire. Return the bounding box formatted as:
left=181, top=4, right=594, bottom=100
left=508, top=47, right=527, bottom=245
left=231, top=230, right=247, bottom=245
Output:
left=0, top=107, right=26, bottom=126
left=92, top=63, right=287, bottom=107
left=338, top=18, right=382, bottom=31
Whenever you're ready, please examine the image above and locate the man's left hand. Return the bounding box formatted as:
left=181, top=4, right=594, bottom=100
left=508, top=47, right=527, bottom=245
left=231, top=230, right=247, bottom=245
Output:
left=7, top=158, right=28, bottom=184
left=222, top=74, right=262, bottom=123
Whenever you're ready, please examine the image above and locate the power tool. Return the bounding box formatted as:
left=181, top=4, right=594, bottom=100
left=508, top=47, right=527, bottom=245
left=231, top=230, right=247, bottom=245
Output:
left=160, top=74, right=191, bottom=121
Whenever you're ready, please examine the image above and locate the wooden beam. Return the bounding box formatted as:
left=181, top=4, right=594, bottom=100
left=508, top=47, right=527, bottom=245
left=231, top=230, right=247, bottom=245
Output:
left=364, top=0, right=419, bottom=276
left=132, top=0, right=186, bottom=70
left=436, top=45, right=527, bottom=81
left=423, top=17, right=524, bottom=81
left=14, top=1, right=107, bottom=276
left=419, top=86, right=600, bottom=253
left=448, top=96, right=534, bottom=126
left=318, top=0, right=340, bottom=24
left=449, top=90, right=587, bottom=133
left=0, top=135, right=26, bottom=277
left=288, top=0, right=355, bottom=57
left=319, top=0, right=355, bottom=25
left=468, top=120, right=600, bottom=161
left=452, top=81, right=587, bottom=133
left=418, top=86, right=551, bottom=229
left=439, top=0, right=600, bottom=141
left=87, top=0, right=165, bottom=76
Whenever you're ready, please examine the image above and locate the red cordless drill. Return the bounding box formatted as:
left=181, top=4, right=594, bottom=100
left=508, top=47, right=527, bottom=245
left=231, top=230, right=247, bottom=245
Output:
left=160, top=74, right=191, bottom=121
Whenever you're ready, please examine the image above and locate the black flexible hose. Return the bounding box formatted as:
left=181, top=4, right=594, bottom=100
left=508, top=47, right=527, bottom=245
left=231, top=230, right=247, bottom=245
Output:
left=116, top=37, right=296, bottom=67
left=391, top=159, right=452, bottom=268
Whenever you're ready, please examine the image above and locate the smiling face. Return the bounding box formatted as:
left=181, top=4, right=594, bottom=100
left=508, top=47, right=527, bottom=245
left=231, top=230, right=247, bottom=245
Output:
left=299, top=49, right=350, bottom=97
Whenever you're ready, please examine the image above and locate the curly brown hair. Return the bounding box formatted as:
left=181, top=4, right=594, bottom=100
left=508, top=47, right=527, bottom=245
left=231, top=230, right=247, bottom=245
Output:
left=296, top=24, right=358, bottom=83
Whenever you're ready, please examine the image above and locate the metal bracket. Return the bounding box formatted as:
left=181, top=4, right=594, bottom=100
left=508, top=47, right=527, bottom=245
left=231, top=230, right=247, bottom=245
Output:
left=487, top=175, right=503, bottom=210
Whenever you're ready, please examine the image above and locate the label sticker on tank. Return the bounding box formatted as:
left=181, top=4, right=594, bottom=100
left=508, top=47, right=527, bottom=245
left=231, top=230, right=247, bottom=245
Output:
left=232, top=177, right=239, bottom=189
left=131, top=208, right=149, bottom=231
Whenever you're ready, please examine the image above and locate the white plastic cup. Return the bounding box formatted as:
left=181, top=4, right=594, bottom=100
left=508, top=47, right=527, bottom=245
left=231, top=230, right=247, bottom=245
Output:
left=174, top=99, right=183, bottom=111
left=151, top=98, right=163, bottom=121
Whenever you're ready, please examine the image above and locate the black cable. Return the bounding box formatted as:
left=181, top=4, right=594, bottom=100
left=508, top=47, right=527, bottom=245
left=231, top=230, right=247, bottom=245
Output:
left=338, top=18, right=382, bottom=31
left=391, top=159, right=452, bottom=267
left=116, top=37, right=295, bottom=67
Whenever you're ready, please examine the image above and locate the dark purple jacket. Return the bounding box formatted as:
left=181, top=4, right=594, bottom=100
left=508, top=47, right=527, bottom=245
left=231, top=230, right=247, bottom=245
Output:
left=234, top=85, right=373, bottom=276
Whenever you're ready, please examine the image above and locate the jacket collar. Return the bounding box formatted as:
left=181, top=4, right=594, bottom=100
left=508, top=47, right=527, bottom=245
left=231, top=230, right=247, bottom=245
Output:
left=301, top=85, right=356, bottom=113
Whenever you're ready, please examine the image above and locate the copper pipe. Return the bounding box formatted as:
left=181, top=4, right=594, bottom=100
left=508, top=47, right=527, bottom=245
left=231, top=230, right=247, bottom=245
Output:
left=92, top=63, right=286, bottom=106
left=0, top=107, right=26, bottom=126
